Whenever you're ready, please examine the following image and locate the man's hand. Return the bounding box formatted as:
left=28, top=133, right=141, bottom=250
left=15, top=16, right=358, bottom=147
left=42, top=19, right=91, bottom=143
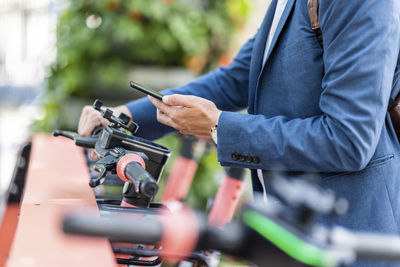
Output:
left=149, top=94, right=222, bottom=136
left=78, top=105, right=132, bottom=137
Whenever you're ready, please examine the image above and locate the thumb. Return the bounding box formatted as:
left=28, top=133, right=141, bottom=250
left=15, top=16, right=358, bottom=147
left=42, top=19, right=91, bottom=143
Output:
left=163, top=94, right=197, bottom=107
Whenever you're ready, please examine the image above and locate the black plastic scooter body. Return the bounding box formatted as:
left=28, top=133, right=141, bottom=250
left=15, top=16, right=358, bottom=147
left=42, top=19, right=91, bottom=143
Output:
left=96, top=126, right=170, bottom=182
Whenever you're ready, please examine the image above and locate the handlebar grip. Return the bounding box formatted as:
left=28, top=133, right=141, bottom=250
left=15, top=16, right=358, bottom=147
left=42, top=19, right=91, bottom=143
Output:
left=52, top=130, right=97, bottom=148
left=125, top=162, right=158, bottom=198
left=117, top=153, right=158, bottom=198
left=62, top=206, right=243, bottom=261
left=63, top=213, right=162, bottom=244
left=75, top=136, right=97, bottom=148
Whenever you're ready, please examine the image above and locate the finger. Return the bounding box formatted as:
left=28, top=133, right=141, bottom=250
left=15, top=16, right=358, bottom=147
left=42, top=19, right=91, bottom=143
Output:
left=100, top=117, right=110, bottom=127
left=148, top=95, right=162, bottom=106
left=163, top=94, right=200, bottom=107
left=78, top=118, right=87, bottom=136
left=80, top=122, right=99, bottom=137
left=78, top=106, right=112, bottom=136
left=94, top=116, right=109, bottom=132
left=80, top=114, right=103, bottom=137
left=78, top=106, right=91, bottom=135
left=156, top=110, right=182, bottom=131
left=90, top=149, right=99, bottom=160
left=179, top=130, right=191, bottom=135
left=149, top=96, right=168, bottom=112
left=150, top=97, right=181, bottom=117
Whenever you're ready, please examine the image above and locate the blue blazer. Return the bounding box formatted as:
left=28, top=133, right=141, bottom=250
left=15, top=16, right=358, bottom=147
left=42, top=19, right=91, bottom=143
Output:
left=127, top=0, right=400, bottom=260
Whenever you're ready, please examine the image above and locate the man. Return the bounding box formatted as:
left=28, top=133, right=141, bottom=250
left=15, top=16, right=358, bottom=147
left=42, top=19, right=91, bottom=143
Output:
left=79, top=0, right=400, bottom=265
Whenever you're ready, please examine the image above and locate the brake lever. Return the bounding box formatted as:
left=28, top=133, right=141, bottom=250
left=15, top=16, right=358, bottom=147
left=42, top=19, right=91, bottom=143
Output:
left=90, top=154, right=120, bottom=187
left=53, top=130, right=98, bottom=148
left=89, top=167, right=107, bottom=188
left=53, top=130, right=79, bottom=140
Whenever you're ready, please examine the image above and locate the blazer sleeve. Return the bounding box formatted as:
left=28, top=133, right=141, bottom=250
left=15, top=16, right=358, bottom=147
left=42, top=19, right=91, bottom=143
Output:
left=125, top=32, right=257, bottom=140
left=217, top=0, right=400, bottom=172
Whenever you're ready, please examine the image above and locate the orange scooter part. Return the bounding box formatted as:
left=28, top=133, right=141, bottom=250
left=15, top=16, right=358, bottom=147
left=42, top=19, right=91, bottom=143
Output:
left=208, top=176, right=245, bottom=226
left=117, top=157, right=155, bottom=267
left=6, top=134, right=117, bottom=267
left=161, top=157, right=198, bottom=202
left=160, top=205, right=199, bottom=261
left=116, top=154, right=146, bottom=183
left=0, top=204, right=20, bottom=267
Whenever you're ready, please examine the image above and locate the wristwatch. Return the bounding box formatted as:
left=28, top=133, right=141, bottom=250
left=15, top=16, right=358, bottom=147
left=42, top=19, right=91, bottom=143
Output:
left=210, top=124, right=218, bottom=145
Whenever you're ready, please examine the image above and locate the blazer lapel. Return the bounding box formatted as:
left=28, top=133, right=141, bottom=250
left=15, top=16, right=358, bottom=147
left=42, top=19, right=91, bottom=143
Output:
left=252, top=0, right=296, bottom=113
left=263, top=0, right=296, bottom=68
left=248, top=0, right=277, bottom=113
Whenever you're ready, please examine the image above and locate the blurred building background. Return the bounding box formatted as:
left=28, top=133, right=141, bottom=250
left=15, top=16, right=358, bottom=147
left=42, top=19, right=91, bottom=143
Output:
left=0, top=0, right=63, bottom=196
left=0, top=0, right=269, bottom=207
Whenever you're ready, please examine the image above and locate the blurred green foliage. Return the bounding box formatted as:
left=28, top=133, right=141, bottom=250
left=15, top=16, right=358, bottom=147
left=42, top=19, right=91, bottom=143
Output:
left=34, top=0, right=250, bottom=132
left=33, top=0, right=254, bottom=232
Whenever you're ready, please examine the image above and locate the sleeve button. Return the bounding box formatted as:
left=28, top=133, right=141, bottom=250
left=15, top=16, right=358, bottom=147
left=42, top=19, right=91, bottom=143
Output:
left=246, top=156, right=252, bottom=163
left=239, top=155, right=246, bottom=162
left=253, top=157, right=260, bottom=164
left=232, top=153, right=239, bottom=161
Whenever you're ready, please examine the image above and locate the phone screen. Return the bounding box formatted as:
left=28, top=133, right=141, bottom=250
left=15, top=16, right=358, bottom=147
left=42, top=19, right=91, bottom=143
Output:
left=130, top=80, right=164, bottom=100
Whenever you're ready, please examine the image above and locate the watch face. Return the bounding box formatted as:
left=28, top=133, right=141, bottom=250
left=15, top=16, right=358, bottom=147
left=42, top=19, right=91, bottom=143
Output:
left=211, top=127, right=217, bottom=145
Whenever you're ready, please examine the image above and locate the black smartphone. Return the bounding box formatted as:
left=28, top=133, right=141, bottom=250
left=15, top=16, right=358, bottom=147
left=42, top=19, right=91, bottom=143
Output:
left=130, top=80, right=164, bottom=101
